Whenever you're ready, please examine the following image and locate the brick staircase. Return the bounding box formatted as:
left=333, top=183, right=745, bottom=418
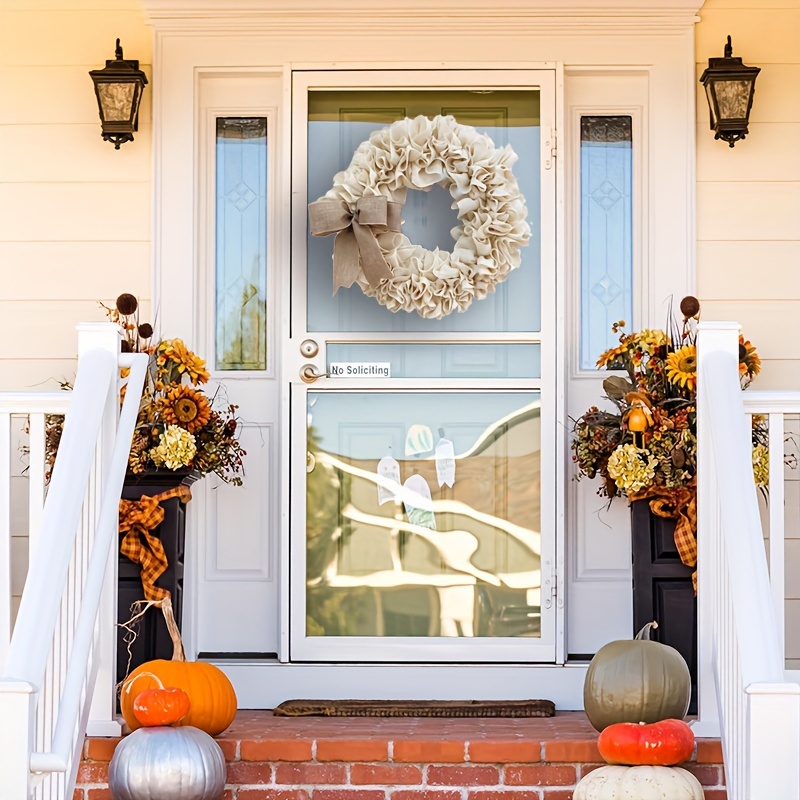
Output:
left=74, top=711, right=725, bottom=800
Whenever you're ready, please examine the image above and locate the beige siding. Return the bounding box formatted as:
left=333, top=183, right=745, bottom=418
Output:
left=0, top=1, right=152, bottom=617
left=696, top=0, right=800, bottom=665
left=0, top=1, right=151, bottom=393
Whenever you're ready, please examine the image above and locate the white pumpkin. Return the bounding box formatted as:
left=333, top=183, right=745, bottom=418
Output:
left=574, top=765, right=704, bottom=800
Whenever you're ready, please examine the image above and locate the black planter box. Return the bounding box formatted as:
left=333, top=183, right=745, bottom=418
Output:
left=116, top=471, right=195, bottom=689
left=630, top=499, right=698, bottom=714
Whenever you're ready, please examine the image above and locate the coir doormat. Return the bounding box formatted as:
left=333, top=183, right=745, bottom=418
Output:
left=272, top=699, right=556, bottom=718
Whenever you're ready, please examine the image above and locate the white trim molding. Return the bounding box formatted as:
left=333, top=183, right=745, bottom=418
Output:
left=143, top=0, right=704, bottom=32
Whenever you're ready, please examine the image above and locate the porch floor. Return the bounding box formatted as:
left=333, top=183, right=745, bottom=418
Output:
left=77, top=711, right=726, bottom=800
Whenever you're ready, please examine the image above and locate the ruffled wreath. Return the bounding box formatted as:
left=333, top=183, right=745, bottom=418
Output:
left=308, top=115, right=531, bottom=319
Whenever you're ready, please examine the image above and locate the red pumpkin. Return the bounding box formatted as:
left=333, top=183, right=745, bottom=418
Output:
left=597, top=719, right=694, bottom=766
left=132, top=686, right=191, bottom=727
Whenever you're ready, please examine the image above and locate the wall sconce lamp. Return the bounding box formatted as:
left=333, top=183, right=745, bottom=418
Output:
left=89, top=39, right=148, bottom=149
left=699, top=35, right=760, bottom=148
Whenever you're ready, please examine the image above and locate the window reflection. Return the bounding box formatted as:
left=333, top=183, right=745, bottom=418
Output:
left=306, top=393, right=541, bottom=638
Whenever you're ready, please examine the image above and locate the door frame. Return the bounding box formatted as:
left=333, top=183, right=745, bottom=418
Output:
left=285, top=67, right=564, bottom=664
left=146, top=1, right=700, bottom=707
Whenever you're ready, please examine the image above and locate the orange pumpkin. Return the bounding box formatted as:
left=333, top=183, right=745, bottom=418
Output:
left=597, top=719, right=694, bottom=766
left=121, top=598, right=237, bottom=736
left=133, top=685, right=191, bottom=727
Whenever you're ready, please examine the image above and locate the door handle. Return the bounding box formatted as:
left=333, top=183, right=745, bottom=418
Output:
left=299, top=364, right=330, bottom=383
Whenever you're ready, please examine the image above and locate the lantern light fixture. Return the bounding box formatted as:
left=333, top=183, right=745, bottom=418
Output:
left=88, top=39, right=148, bottom=150
left=699, top=35, right=760, bottom=148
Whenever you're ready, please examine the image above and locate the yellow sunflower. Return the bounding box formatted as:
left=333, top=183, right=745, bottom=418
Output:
left=161, top=385, right=212, bottom=433
left=596, top=333, right=636, bottom=368
left=739, top=335, right=761, bottom=380
left=665, top=344, right=697, bottom=392
left=158, top=338, right=210, bottom=385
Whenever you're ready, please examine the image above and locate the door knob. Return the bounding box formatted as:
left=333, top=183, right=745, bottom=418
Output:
left=300, top=364, right=329, bottom=383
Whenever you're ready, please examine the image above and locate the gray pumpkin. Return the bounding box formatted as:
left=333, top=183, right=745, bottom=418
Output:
left=583, top=622, right=691, bottom=732
left=109, top=726, right=226, bottom=800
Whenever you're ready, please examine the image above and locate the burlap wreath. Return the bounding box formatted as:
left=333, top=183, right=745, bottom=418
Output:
left=309, top=115, right=530, bottom=319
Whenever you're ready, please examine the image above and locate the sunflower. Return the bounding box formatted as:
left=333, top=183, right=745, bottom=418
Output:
left=158, top=338, right=210, bottom=385
left=665, top=344, right=697, bottom=391
left=739, top=335, right=761, bottom=381
left=161, top=385, right=212, bottom=433
left=596, top=334, right=636, bottom=368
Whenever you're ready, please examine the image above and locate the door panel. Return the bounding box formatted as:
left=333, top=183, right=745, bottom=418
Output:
left=192, top=74, right=282, bottom=657
left=290, top=69, right=557, bottom=663
left=564, top=73, right=649, bottom=655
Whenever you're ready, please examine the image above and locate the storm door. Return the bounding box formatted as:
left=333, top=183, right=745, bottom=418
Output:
left=289, top=70, right=558, bottom=662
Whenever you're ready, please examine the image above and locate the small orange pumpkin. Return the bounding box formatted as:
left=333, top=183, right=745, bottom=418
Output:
left=121, top=598, right=237, bottom=737
left=598, top=719, right=694, bottom=766
left=133, top=685, right=191, bottom=727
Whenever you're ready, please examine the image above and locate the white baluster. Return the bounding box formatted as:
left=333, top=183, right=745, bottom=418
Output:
left=77, top=323, right=123, bottom=737
left=0, top=412, right=11, bottom=668
left=768, top=412, right=785, bottom=656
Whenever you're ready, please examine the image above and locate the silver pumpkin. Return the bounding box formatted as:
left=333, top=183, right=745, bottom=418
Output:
left=109, top=726, right=226, bottom=800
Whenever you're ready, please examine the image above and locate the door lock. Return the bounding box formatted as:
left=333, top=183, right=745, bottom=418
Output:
left=299, top=364, right=330, bottom=383
left=299, top=339, right=319, bottom=358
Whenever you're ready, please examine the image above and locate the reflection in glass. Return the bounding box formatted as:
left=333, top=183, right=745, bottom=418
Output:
left=215, top=118, right=268, bottom=370
left=306, top=90, right=541, bottom=333
left=579, top=116, right=633, bottom=370
left=306, top=392, right=541, bottom=638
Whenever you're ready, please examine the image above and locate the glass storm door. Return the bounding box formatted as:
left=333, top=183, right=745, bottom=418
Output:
left=290, top=70, right=557, bottom=662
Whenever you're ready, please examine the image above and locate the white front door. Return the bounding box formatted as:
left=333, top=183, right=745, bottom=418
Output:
left=288, top=70, right=559, bottom=663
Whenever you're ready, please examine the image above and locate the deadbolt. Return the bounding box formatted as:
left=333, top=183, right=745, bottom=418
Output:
left=300, top=339, right=319, bottom=358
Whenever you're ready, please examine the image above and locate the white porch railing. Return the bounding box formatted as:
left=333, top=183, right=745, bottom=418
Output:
left=0, top=323, right=147, bottom=800
left=696, top=321, right=800, bottom=800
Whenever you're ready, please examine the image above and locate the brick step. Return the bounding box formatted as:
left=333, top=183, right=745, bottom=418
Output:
left=75, top=711, right=725, bottom=800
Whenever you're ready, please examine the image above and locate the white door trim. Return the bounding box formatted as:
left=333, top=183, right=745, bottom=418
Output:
left=147, top=6, right=698, bottom=707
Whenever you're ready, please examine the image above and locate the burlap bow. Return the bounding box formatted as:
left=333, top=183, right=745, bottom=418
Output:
left=308, top=196, right=403, bottom=294
left=119, top=485, right=192, bottom=601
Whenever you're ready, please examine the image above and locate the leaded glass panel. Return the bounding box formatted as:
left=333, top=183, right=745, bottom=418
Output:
left=579, top=115, right=633, bottom=370
left=215, top=117, right=268, bottom=370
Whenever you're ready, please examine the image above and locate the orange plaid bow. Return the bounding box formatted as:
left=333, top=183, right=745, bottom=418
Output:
left=119, top=485, right=192, bottom=601
left=631, top=479, right=698, bottom=592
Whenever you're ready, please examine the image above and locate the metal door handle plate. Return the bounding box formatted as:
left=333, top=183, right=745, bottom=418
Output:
left=300, top=364, right=329, bottom=383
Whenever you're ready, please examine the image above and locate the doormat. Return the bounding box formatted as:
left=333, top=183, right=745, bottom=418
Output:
left=272, top=699, right=556, bottom=718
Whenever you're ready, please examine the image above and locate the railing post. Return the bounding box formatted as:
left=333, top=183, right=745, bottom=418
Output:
left=0, top=679, right=37, bottom=799
left=746, top=683, right=800, bottom=798
left=694, top=321, right=741, bottom=737
left=77, top=324, right=123, bottom=737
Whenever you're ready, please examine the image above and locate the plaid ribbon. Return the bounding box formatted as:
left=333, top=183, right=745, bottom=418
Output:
left=119, top=485, right=192, bottom=601
left=630, top=480, right=698, bottom=593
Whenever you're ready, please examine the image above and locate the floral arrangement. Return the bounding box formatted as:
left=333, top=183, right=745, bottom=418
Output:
left=571, top=295, right=766, bottom=502
left=46, top=294, right=245, bottom=485
left=110, top=294, right=245, bottom=484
